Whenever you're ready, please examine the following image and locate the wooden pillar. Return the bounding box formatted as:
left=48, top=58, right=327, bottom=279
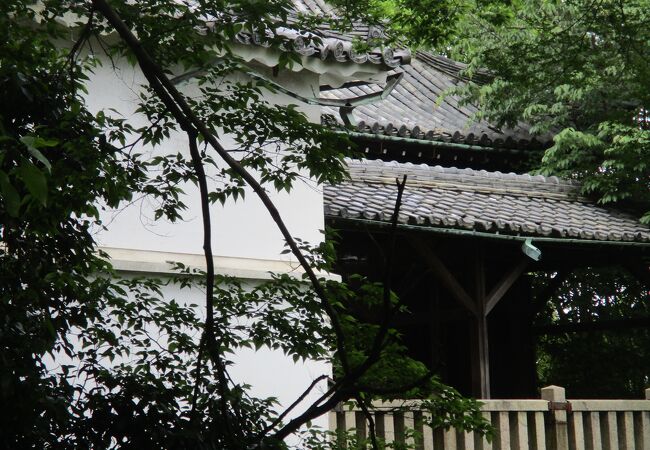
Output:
left=428, top=282, right=443, bottom=377
left=475, top=315, right=490, bottom=398
left=409, top=237, right=530, bottom=400
left=470, top=250, right=490, bottom=399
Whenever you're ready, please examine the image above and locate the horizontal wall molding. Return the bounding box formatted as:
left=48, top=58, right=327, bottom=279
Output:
left=100, top=247, right=341, bottom=282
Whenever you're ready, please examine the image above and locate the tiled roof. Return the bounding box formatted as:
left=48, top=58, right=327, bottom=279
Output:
left=231, top=1, right=410, bottom=69
left=290, top=1, right=382, bottom=42
left=324, top=159, right=650, bottom=243
left=322, top=52, right=550, bottom=149
left=291, top=0, right=333, bottom=15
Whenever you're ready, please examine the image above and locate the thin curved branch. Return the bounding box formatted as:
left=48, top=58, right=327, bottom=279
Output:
left=90, top=2, right=416, bottom=445
left=90, top=0, right=351, bottom=377
left=355, top=394, right=380, bottom=450
left=187, top=129, right=236, bottom=440
left=261, top=374, right=329, bottom=436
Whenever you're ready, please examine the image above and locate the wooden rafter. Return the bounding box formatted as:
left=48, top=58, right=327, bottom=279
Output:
left=408, top=237, right=479, bottom=317
left=485, top=259, right=529, bottom=315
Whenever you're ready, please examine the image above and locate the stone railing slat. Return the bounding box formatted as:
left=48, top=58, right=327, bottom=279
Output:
left=384, top=411, right=396, bottom=444
left=480, top=411, right=493, bottom=450
left=422, top=412, right=435, bottom=450
left=532, top=411, right=546, bottom=450
left=621, top=411, right=634, bottom=450
left=512, top=411, right=528, bottom=450
left=444, top=427, right=457, bottom=450
left=496, top=411, right=511, bottom=449
left=636, top=410, right=650, bottom=449
left=603, top=411, right=618, bottom=450
left=570, top=411, right=586, bottom=450
left=584, top=412, right=602, bottom=450
left=462, top=429, right=475, bottom=450
left=404, top=411, right=416, bottom=447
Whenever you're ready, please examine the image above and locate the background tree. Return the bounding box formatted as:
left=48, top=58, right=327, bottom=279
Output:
left=355, top=0, right=650, bottom=220
left=364, top=0, right=650, bottom=398
left=439, top=0, right=650, bottom=397
left=0, top=0, right=488, bottom=448
left=533, top=267, right=650, bottom=398
left=445, top=0, right=650, bottom=221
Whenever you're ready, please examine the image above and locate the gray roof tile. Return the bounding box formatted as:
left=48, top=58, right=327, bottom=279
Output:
left=322, top=52, right=551, bottom=149
left=324, top=159, right=650, bottom=243
left=273, top=1, right=410, bottom=68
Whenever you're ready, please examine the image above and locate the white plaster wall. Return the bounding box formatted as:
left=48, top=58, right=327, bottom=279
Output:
left=86, top=57, right=325, bottom=264
left=138, top=273, right=331, bottom=435
left=82, top=56, right=332, bottom=434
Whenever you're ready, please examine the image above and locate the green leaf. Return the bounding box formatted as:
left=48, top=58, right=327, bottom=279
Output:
left=17, top=161, right=47, bottom=206
left=20, top=136, right=56, bottom=172
left=0, top=171, right=21, bottom=217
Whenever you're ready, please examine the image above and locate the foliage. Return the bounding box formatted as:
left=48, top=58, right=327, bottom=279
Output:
left=0, top=0, right=487, bottom=448
left=0, top=0, right=144, bottom=443
left=533, top=267, right=650, bottom=398
left=443, top=0, right=650, bottom=221
left=433, top=0, right=650, bottom=396
left=329, top=0, right=514, bottom=49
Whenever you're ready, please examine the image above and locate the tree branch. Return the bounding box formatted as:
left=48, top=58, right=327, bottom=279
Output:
left=355, top=394, right=380, bottom=450
left=187, top=125, right=236, bottom=441
left=261, top=374, right=329, bottom=436
left=90, top=2, right=415, bottom=444
left=67, top=5, right=95, bottom=77
left=90, top=0, right=352, bottom=377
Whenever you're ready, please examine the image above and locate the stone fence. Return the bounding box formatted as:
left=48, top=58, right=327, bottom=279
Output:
left=329, top=386, right=650, bottom=449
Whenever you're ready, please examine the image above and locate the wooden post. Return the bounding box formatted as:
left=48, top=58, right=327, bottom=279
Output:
left=471, top=251, right=490, bottom=399
left=541, top=385, right=569, bottom=450
left=411, top=238, right=529, bottom=399
left=475, top=315, right=490, bottom=399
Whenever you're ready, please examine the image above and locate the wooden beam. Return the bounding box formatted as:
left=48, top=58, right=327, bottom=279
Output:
left=534, top=317, right=650, bottom=335
left=485, top=259, right=529, bottom=315
left=408, top=237, right=479, bottom=317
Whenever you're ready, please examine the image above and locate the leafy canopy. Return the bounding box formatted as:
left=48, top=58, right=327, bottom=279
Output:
left=445, top=0, right=650, bottom=221
left=0, top=0, right=488, bottom=448
left=357, top=0, right=650, bottom=220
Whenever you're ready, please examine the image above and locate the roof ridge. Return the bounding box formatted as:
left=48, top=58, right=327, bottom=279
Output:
left=344, top=158, right=581, bottom=199
left=346, top=158, right=580, bottom=186
left=415, top=51, right=493, bottom=84
left=321, top=50, right=551, bottom=150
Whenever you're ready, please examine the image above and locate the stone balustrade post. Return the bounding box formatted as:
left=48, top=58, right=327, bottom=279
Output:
left=541, top=385, right=569, bottom=450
